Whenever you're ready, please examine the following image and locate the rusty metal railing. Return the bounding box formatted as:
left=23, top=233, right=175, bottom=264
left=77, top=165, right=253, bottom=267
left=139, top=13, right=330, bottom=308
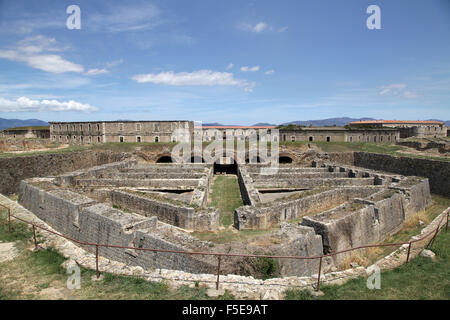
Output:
left=1, top=203, right=448, bottom=291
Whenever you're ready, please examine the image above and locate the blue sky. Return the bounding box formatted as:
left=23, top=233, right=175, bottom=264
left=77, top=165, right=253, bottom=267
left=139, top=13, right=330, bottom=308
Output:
left=0, top=0, right=449, bottom=125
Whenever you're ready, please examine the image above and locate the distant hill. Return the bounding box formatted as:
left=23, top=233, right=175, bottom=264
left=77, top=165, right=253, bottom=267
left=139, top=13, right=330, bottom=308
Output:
left=0, top=118, right=49, bottom=131
left=202, top=123, right=224, bottom=126
left=281, top=117, right=376, bottom=127
left=427, top=119, right=450, bottom=126
left=252, top=123, right=276, bottom=126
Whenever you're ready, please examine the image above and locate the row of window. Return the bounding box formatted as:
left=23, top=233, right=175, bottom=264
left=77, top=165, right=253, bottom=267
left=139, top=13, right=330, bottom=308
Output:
left=52, top=135, right=102, bottom=143
left=280, top=135, right=398, bottom=142
left=348, top=135, right=397, bottom=142
left=53, top=124, right=101, bottom=132
left=283, top=135, right=319, bottom=142
left=52, top=135, right=177, bottom=143
left=53, top=122, right=190, bottom=133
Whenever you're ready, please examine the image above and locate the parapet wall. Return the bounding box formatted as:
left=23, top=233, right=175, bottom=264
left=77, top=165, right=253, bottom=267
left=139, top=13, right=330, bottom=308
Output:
left=301, top=192, right=407, bottom=264
left=18, top=180, right=216, bottom=274
left=0, top=151, right=130, bottom=195
left=351, top=152, right=449, bottom=197
left=107, top=190, right=218, bottom=232
left=234, top=186, right=381, bottom=230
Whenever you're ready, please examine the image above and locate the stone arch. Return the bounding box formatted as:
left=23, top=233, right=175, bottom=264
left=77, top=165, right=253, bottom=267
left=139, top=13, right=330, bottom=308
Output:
left=278, top=152, right=296, bottom=164
left=155, top=153, right=173, bottom=163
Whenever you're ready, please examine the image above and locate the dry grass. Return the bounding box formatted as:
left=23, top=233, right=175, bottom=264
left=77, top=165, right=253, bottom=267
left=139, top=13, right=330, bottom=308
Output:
left=338, top=246, right=384, bottom=269
left=401, top=210, right=430, bottom=230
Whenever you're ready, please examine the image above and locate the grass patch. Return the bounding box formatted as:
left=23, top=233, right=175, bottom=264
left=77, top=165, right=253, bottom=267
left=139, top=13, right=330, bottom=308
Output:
left=209, top=176, right=243, bottom=227
left=0, top=209, right=33, bottom=243
left=0, top=145, right=90, bottom=158
left=285, top=226, right=450, bottom=300
left=193, top=227, right=276, bottom=245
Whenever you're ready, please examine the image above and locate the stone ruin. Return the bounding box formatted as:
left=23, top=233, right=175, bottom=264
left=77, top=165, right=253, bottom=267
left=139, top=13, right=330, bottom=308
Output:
left=17, top=157, right=432, bottom=278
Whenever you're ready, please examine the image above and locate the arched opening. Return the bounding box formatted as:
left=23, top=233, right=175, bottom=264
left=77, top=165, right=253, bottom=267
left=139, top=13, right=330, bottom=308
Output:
left=156, top=156, right=173, bottom=163
left=279, top=156, right=293, bottom=164
left=214, top=158, right=237, bottom=174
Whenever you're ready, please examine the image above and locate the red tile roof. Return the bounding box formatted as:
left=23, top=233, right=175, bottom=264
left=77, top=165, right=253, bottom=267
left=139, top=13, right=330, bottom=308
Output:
left=349, top=120, right=444, bottom=125
left=199, top=126, right=276, bottom=129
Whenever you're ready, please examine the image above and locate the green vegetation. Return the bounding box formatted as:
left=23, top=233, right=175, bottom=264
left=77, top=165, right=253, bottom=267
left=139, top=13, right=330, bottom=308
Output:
left=0, top=145, right=90, bottom=158
left=193, top=227, right=276, bottom=245
left=0, top=209, right=33, bottom=243
left=285, top=226, right=450, bottom=300
left=208, top=176, right=243, bottom=227
left=3, top=126, right=50, bottom=131
left=254, top=256, right=279, bottom=280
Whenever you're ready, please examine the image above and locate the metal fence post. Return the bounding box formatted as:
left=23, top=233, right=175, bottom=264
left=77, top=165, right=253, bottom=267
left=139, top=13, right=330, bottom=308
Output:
left=32, top=225, right=38, bottom=249
left=8, top=208, right=11, bottom=232
left=95, top=245, right=100, bottom=278
left=446, top=211, right=449, bottom=233
left=216, top=255, right=222, bottom=290
left=316, top=256, right=323, bottom=292
left=406, top=242, right=412, bottom=263
left=427, top=223, right=440, bottom=249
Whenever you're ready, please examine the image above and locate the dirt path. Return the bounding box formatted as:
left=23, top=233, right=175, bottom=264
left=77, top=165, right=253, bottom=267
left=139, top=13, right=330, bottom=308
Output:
left=0, top=242, right=19, bottom=263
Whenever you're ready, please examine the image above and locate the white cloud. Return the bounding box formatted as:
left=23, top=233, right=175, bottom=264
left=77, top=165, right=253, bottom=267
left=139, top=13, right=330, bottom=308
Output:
left=379, top=83, right=418, bottom=99
left=17, top=35, right=67, bottom=53
left=87, top=3, right=162, bottom=32
left=0, top=35, right=83, bottom=74
left=226, top=63, right=234, bottom=70
left=85, top=59, right=123, bottom=76
left=241, top=22, right=287, bottom=33
left=0, top=96, right=98, bottom=112
left=240, top=22, right=270, bottom=33
left=264, top=69, right=275, bottom=75
left=240, top=65, right=260, bottom=72
left=379, top=83, right=407, bottom=95
left=131, top=69, right=255, bottom=91
left=85, top=68, right=108, bottom=76
left=252, top=22, right=268, bottom=32
left=106, top=59, right=124, bottom=68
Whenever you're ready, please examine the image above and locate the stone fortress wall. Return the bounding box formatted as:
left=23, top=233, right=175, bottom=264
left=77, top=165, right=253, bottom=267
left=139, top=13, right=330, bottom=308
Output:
left=17, top=153, right=433, bottom=276
left=0, top=151, right=130, bottom=195
left=1, top=143, right=446, bottom=279
left=234, top=162, right=431, bottom=264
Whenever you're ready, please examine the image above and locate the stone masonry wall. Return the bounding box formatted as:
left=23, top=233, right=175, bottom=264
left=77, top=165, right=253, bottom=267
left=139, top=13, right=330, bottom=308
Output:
left=352, top=152, right=450, bottom=197
left=234, top=186, right=381, bottom=230
left=301, top=193, right=407, bottom=264
left=0, top=151, right=130, bottom=195
left=18, top=180, right=216, bottom=273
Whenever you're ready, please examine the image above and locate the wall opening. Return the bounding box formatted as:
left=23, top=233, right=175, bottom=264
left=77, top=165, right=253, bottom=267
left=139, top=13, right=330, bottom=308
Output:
left=279, top=156, right=293, bottom=164
left=214, top=162, right=237, bottom=175
left=156, top=156, right=173, bottom=163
